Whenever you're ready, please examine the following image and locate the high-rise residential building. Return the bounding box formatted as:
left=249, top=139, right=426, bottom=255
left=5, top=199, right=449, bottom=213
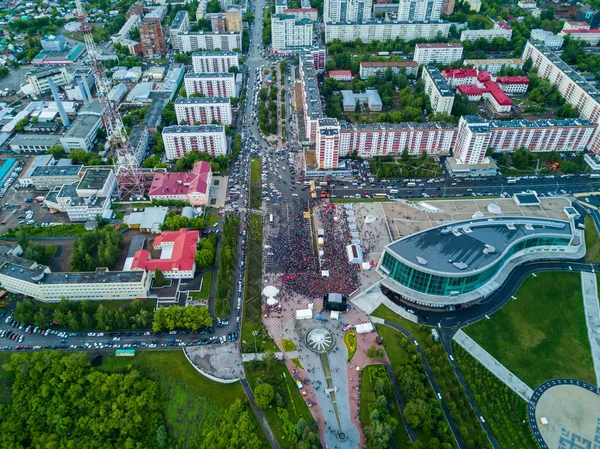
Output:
left=175, top=97, right=233, bottom=125
left=359, top=61, right=419, bottom=78
left=271, top=15, right=313, bottom=50
left=441, top=0, right=455, bottom=15
left=283, top=8, right=319, bottom=21
left=170, top=10, right=191, bottom=51
left=454, top=115, right=596, bottom=164
left=397, top=0, right=443, bottom=22
left=176, top=32, right=242, bottom=52
left=183, top=73, right=237, bottom=98
left=522, top=40, right=600, bottom=152
left=226, top=8, right=243, bottom=32
left=162, top=125, right=228, bottom=160
left=413, top=43, right=463, bottom=65
left=324, top=0, right=373, bottom=23
left=300, top=58, right=323, bottom=143
left=315, top=119, right=341, bottom=169
left=305, top=47, right=327, bottom=72
left=422, top=66, right=455, bottom=115
left=325, top=21, right=450, bottom=43
left=192, top=51, right=239, bottom=73
left=139, top=19, right=167, bottom=57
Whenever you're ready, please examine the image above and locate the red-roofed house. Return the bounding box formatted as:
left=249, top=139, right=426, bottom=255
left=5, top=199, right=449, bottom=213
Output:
left=457, top=84, right=487, bottom=101
left=131, top=228, right=200, bottom=279
left=148, top=161, right=212, bottom=207
left=495, top=76, right=530, bottom=94
left=328, top=70, right=353, bottom=81
left=482, top=81, right=513, bottom=112
left=441, top=68, right=478, bottom=87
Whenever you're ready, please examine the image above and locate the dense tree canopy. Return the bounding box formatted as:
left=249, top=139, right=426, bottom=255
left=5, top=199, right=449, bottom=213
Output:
left=71, top=226, right=122, bottom=271
left=152, top=305, right=212, bottom=331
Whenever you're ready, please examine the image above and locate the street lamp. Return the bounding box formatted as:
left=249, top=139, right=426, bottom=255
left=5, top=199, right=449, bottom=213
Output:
left=252, top=330, right=259, bottom=353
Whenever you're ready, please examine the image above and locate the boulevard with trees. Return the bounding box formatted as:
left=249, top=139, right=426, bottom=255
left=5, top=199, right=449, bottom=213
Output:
left=214, top=215, right=240, bottom=317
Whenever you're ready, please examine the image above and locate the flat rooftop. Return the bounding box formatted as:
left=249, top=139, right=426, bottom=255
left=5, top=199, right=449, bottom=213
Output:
left=63, top=114, right=101, bottom=139
left=387, top=217, right=573, bottom=274
left=31, top=164, right=82, bottom=177
left=0, top=263, right=145, bottom=285
left=77, top=167, right=113, bottom=190
left=10, top=134, right=61, bottom=147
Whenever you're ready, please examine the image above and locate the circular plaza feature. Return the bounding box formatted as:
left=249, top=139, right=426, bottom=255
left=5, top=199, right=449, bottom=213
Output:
left=531, top=380, right=600, bottom=449
left=305, top=328, right=334, bottom=353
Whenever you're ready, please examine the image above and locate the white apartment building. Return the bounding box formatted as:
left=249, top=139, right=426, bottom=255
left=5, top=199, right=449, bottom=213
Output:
left=422, top=66, right=455, bottom=115
left=463, top=58, right=523, bottom=74
left=397, top=0, right=442, bottom=22
left=324, top=21, right=450, bottom=44
left=170, top=10, right=190, bottom=52
left=314, top=118, right=455, bottom=168
left=522, top=40, right=600, bottom=152
left=530, top=29, right=564, bottom=49
left=559, top=29, right=600, bottom=46
left=162, top=125, right=227, bottom=160
left=460, top=20, right=512, bottom=42
left=175, top=97, right=233, bottom=125
left=413, top=43, right=463, bottom=65
left=192, top=51, right=240, bottom=73
left=324, top=0, right=372, bottom=23
left=454, top=115, right=597, bottom=164
left=495, top=76, right=530, bottom=94
left=272, top=15, right=313, bottom=50
left=177, top=32, right=242, bottom=52
left=283, top=8, right=319, bottom=21
left=300, top=59, right=323, bottom=143
left=111, top=14, right=141, bottom=43
left=359, top=61, right=419, bottom=78
left=183, top=73, right=237, bottom=98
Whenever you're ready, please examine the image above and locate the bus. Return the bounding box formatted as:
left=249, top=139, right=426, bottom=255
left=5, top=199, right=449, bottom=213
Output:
left=406, top=182, right=416, bottom=187
left=309, top=180, right=317, bottom=199
left=373, top=193, right=388, bottom=199
left=116, top=349, right=136, bottom=357
left=269, top=214, right=274, bottom=223
left=591, top=174, right=600, bottom=179
left=507, top=178, right=517, bottom=184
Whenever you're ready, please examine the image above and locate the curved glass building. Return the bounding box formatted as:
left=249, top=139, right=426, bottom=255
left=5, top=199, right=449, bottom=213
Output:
left=376, top=217, right=583, bottom=308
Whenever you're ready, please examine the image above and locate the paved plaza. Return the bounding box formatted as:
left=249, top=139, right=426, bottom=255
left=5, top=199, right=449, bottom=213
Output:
left=185, top=343, right=244, bottom=381
left=535, top=385, right=600, bottom=448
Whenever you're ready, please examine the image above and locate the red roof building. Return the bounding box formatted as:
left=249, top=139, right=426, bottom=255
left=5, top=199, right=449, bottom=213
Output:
left=496, top=76, right=530, bottom=94
left=131, top=228, right=200, bottom=279
left=148, top=161, right=212, bottom=207
left=441, top=68, right=478, bottom=85
left=328, top=70, right=353, bottom=81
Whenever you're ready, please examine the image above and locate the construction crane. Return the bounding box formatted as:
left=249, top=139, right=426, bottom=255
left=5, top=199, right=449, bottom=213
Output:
left=74, top=0, right=146, bottom=199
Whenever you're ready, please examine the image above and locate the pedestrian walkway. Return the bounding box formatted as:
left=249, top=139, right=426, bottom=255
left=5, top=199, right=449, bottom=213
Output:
left=580, top=272, right=600, bottom=386
left=241, top=351, right=283, bottom=362
left=453, top=330, right=534, bottom=401
left=240, top=378, right=282, bottom=449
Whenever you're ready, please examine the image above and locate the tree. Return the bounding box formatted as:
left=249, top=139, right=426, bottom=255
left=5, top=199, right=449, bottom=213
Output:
left=156, top=425, right=167, bottom=447
left=199, top=399, right=263, bottom=449
left=154, top=267, right=166, bottom=287
left=367, top=344, right=383, bottom=360
left=24, top=243, right=52, bottom=265
left=254, top=382, right=275, bottom=409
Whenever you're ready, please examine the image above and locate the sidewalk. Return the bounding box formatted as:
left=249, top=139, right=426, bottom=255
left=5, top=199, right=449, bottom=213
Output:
left=453, top=330, right=534, bottom=401
left=580, top=272, right=600, bottom=386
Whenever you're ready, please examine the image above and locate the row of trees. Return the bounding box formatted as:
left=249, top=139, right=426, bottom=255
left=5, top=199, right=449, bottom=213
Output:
left=71, top=225, right=122, bottom=271
left=262, top=7, right=272, bottom=45
left=215, top=216, right=240, bottom=305
left=161, top=211, right=207, bottom=231
left=13, top=297, right=153, bottom=332
left=0, top=352, right=165, bottom=449
left=195, top=234, right=217, bottom=269
left=257, top=86, right=279, bottom=135
left=152, top=305, right=212, bottom=331
left=173, top=148, right=234, bottom=174
left=363, top=365, right=398, bottom=449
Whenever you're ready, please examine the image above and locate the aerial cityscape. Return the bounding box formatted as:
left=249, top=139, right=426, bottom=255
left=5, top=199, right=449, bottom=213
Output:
left=0, top=0, right=600, bottom=447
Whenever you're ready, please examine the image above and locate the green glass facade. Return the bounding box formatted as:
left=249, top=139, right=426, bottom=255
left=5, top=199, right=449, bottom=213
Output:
left=381, top=236, right=570, bottom=296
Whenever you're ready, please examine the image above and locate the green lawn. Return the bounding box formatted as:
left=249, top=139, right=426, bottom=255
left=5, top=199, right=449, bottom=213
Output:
left=2, top=224, right=86, bottom=237
left=44, top=245, right=59, bottom=260
left=206, top=213, right=221, bottom=227
left=585, top=216, right=600, bottom=263
left=245, top=360, right=313, bottom=447
left=359, top=364, right=410, bottom=449
left=250, top=158, right=262, bottom=209
left=371, top=304, right=431, bottom=343
left=100, top=350, right=250, bottom=445
left=464, top=272, right=595, bottom=387
left=189, top=272, right=213, bottom=300
left=452, top=342, right=538, bottom=449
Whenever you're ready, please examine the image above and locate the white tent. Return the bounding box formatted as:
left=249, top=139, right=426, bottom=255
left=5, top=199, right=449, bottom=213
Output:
left=262, top=285, right=279, bottom=297
left=266, top=297, right=278, bottom=305
left=330, top=311, right=339, bottom=320
left=361, top=262, right=371, bottom=271
left=355, top=323, right=375, bottom=334
left=296, top=308, right=313, bottom=320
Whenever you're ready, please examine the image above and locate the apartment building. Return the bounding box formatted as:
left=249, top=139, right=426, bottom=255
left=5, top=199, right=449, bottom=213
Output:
left=162, top=125, right=227, bottom=160
left=191, top=51, right=240, bottom=73
left=183, top=73, right=237, bottom=98
left=422, top=66, right=455, bottom=115
left=559, top=28, right=600, bottom=46
left=463, top=58, right=523, bottom=74
left=300, top=58, right=323, bottom=143
left=460, top=20, right=512, bottom=42
left=209, top=13, right=227, bottom=32
left=359, top=61, right=419, bottom=78
left=139, top=19, right=167, bottom=57
left=177, top=31, right=242, bottom=52
left=175, top=97, right=233, bottom=125
left=530, top=29, right=564, bottom=49
left=324, top=0, right=373, bottom=23
left=305, top=47, right=327, bottom=72
left=226, top=8, right=243, bottom=32
left=314, top=118, right=455, bottom=168
left=454, top=115, right=597, bottom=164
left=413, top=43, right=463, bottom=65
left=271, top=15, right=313, bottom=50
left=169, top=10, right=190, bottom=51
left=325, top=21, right=450, bottom=43
left=495, top=76, right=529, bottom=94
left=397, top=0, right=443, bottom=22
left=284, top=8, right=318, bottom=21
left=522, top=40, right=600, bottom=152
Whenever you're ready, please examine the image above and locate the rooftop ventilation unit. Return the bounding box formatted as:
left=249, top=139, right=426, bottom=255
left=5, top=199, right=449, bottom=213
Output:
left=452, top=229, right=462, bottom=237
left=416, top=256, right=428, bottom=265
left=483, top=244, right=496, bottom=254
left=453, top=262, right=468, bottom=270
left=525, top=224, right=534, bottom=231
left=506, top=223, right=516, bottom=230
left=462, top=226, right=473, bottom=233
